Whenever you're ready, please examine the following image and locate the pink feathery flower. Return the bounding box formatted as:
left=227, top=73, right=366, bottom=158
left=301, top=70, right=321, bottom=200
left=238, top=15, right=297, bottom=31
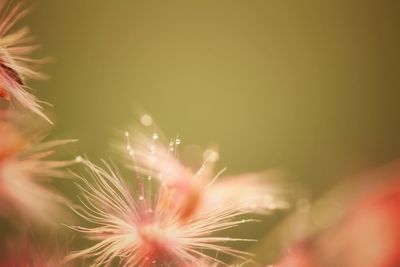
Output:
left=66, top=158, right=258, bottom=267
left=0, top=1, right=50, bottom=122
left=122, top=117, right=287, bottom=220
left=0, top=119, right=75, bottom=225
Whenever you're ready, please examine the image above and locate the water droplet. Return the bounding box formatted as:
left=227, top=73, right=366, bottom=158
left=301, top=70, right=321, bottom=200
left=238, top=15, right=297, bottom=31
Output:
left=175, top=138, right=181, bottom=145
left=152, top=133, right=159, bottom=140
left=75, top=156, right=83, bottom=162
left=139, top=195, right=144, bottom=201
left=140, top=114, right=153, bottom=126
left=197, top=167, right=204, bottom=175
left=124, top=131, right=129, bottom=137
left=203, top=149, right=219, bottom=162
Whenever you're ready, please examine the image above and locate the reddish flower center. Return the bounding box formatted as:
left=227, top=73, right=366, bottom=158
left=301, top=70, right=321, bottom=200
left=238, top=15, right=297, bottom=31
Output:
left=139, top=223, right=169, bottom=249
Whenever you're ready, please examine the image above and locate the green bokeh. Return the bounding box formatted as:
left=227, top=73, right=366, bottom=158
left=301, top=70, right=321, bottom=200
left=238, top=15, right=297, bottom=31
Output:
left=23, top=0, right=400, bottom=263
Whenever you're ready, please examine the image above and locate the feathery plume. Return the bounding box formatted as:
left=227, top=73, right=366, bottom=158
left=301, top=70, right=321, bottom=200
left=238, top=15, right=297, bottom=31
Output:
left=122, top=116, right=287, bottom=220
left=0, top=119, right=75, bottom=225
left=0, top=1, right=51, bottom=122
left=66, top=158, right=257, bottom=267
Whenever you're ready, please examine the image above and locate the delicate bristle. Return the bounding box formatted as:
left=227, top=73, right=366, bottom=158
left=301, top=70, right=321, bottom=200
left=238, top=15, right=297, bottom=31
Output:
left=0, top=1, right=51, bottom=123
left=0, top=120, right=74, bottom=225
left=67, top=158, right=259, bottom=266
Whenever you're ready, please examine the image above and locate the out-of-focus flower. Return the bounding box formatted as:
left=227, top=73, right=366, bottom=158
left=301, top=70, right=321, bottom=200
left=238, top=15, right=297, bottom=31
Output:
left=0, top=120, right=75, bottom=225
left=315, top=180, right=400, bottom=267
left=0, top=1, right=50, bottom=122
left=274, top=169, right=400, bottom=267
left=66, top=159, right=257, bottom=267
left=123, top=121, right=286, bottom=220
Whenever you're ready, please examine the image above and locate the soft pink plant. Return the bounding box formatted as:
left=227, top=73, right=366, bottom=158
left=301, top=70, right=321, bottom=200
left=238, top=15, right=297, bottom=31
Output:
left=274, top=166, right=400, bottom=267
left=123, top=122, right=287, bottom=220
left=65, top=120, right=286, bottom=266
left=66, top=158, right=259, bottom=266
left=0, top=1, right=50, bottom=123
left=0, top=119, right=74, bottom=225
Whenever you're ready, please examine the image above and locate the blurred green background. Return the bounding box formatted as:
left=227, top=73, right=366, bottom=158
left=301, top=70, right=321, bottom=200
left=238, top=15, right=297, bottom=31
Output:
left=24, top=0, right=400, bottom=264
